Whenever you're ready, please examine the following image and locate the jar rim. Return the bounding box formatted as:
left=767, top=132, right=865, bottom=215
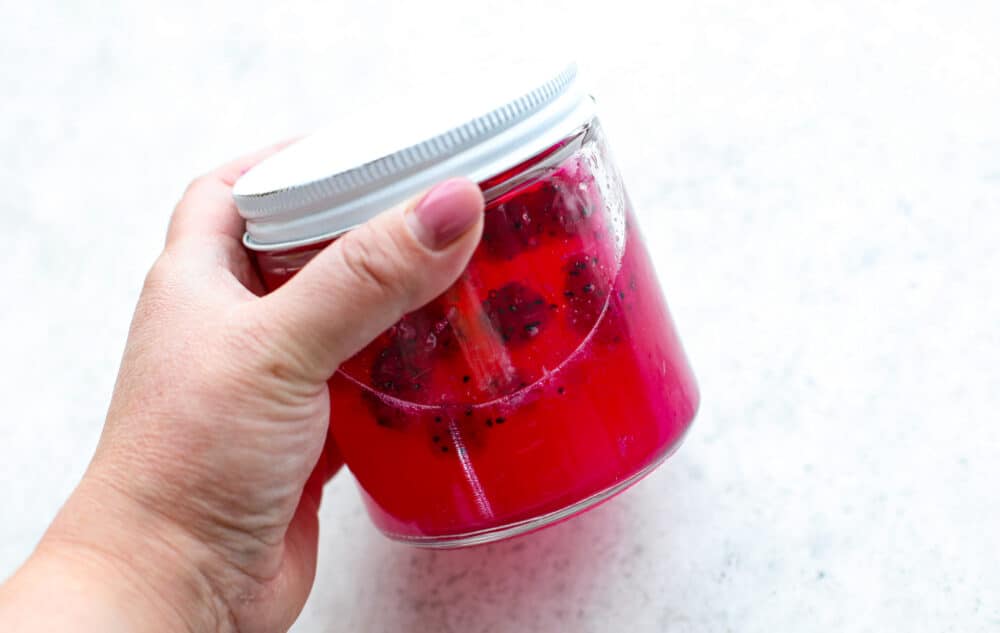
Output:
left=233, top=63, right=595, bottom=252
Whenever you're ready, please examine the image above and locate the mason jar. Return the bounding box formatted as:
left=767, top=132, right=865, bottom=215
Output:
left=233, top=64, right=699, bottom=547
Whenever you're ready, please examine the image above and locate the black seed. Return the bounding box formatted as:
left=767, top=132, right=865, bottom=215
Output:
left=495, top=417, right=506, bottom=424
left=569, top=269, right=580, bottom=276
left=613, top=335, right=622, bottom=343
left=575, top=260, right=587, bottom=270
left=432, top=435, right=440, bottom=443
left=564, top=290, right=575, bottom=298
left=557, top=386, right=565, bottom=395
left=486, top=419, right=493, bottom=427
left=434, top=416, right=442, bottom=423
left=550, top=303, right=558, bottom=310
left=509, top=304, right=518, bottom=312
left=524, top=321, right=541, bottom=336
left=462, top=375, right=470, bottom=383
left=376, top=417, right=392, bottom=427
left=582, top=283, right=595, bottom=294
left=441, top=446, right=449, bottom=452
left=534, top=298, right=544, bottom=306
left=618, top=291, right=626, bottom=299
left=465, top=408, right=473, bottom=417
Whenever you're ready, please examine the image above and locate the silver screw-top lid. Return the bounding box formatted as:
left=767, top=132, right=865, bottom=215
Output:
left=233, top=62, right=594, bottom=251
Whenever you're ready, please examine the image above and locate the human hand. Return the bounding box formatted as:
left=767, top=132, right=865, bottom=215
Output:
left=0, top=143, right=484, bottom=632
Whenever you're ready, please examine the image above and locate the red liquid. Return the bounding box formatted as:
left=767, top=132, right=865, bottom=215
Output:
left=257, top=135, right=698, bottom=542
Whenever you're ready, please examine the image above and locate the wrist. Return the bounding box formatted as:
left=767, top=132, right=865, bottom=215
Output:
left=32, top=474, right=235, bottom=633
left=1, top=546, right=201, bottom=633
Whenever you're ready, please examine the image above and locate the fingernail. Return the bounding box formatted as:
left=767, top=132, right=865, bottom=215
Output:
left=407, top=178, right=484, bottom=250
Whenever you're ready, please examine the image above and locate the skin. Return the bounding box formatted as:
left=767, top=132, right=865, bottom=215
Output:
left=0, top=143, right=485, bottom=633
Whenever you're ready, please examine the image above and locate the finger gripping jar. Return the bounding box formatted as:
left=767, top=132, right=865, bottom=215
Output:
left=233, top=64, right=699, bottom=547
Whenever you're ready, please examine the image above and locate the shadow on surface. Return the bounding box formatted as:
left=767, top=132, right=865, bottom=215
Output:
left=350, top=496, right=635, bottom=632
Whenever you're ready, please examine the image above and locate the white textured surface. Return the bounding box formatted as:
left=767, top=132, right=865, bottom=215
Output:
left=2, top=2, right=999, bottom=631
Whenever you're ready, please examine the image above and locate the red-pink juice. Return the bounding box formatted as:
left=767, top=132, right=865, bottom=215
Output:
left=256, top=133, right=698, bottom=545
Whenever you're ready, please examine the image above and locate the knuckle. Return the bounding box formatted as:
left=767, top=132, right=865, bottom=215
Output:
left=141, top=254, right=175, bottom=296
left=183, top=174, right=213, bottom=198
left=132, top=254, right=188, bottom=331
left=169, top=176, right=217, bottom=236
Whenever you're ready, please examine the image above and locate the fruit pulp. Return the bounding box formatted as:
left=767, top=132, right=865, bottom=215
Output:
left=256, top=131, right=699, bottom=544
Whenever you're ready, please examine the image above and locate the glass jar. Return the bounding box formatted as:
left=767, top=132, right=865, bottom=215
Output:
left=233, top=64, right=698, bottom=547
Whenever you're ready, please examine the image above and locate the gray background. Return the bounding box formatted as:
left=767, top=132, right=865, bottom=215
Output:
left=2, top=1, right=999, bottom=631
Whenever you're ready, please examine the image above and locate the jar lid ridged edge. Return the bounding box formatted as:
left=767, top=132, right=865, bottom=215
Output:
left=235, top=62, right=592, bottom=251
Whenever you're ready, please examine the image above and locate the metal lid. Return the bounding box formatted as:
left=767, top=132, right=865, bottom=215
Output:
left=233, top=62, right=594, bottom=251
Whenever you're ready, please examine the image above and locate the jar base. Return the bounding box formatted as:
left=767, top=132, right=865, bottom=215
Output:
left=379, top=436, right=686, bottom=549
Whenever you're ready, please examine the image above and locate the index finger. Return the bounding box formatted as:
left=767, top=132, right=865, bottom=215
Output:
left=166, top=137, right=301, bottom=247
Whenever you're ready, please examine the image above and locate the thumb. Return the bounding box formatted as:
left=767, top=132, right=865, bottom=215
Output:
left=252, top=177, right=484, bottom=382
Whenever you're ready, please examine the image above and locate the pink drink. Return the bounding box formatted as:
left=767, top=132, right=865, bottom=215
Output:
left=256, top=126, right=699, bottom=545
